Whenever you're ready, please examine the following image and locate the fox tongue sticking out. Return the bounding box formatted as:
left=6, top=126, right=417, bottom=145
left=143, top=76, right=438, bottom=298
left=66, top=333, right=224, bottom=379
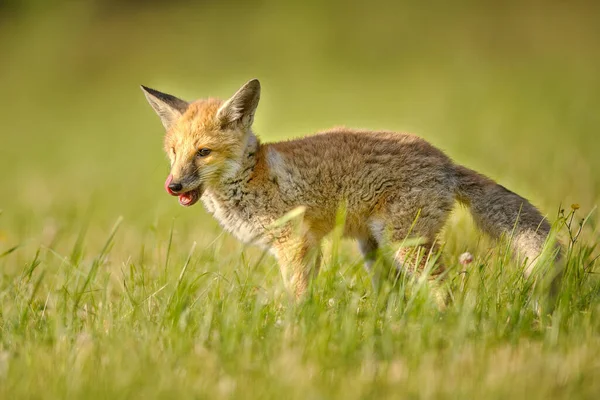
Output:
left=164, top=174, right=200, bottom=207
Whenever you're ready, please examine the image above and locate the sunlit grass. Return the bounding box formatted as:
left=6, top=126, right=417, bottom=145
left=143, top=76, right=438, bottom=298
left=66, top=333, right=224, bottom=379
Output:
left=0, top=204, right=598, bottom=399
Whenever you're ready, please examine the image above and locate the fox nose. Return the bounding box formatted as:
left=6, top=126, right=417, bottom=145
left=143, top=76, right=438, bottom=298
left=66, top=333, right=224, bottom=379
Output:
left=168, top=182, right=183, bottom=192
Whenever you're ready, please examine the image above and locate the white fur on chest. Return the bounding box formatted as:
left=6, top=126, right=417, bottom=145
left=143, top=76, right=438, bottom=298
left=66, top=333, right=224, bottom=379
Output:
left=201, top=191, right=267, bottom=246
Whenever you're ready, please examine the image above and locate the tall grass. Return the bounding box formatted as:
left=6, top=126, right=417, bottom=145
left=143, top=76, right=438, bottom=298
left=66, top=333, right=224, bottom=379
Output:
left=0, top=204, right=598, bottom=399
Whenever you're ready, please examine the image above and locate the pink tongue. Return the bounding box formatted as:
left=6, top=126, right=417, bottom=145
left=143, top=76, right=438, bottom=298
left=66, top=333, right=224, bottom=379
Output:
left=165, top=174, right=175, bottom=195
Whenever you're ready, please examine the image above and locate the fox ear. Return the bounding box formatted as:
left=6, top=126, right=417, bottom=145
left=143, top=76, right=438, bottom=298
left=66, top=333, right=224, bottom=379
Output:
left=217, top=79, right=261, bottom=130
left=141, top=86, right=189, bottom=130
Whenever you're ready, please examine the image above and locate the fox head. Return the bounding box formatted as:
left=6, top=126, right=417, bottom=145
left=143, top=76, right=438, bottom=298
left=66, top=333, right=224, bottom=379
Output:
left=141, top=79, right=261, bottom=206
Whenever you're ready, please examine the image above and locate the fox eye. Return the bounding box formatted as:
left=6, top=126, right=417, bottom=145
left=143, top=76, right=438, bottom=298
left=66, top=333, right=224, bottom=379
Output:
left=197, top=148, right=212, bottom=157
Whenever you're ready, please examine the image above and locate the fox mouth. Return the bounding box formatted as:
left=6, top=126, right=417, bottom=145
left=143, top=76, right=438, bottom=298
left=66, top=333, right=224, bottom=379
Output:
left=165, top=175, right=203, bottom=207
left=176, top=187, right=202, bottom=207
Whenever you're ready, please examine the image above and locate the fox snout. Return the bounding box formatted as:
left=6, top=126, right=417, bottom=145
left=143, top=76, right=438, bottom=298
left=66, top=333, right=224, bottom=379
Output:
left=168, top=182, right=183, bottom=193
left=164, top=173, right=202, bottom=207
left=165, top=172, right=198, bottom=194
left=164, top=174, right=181, bottom=195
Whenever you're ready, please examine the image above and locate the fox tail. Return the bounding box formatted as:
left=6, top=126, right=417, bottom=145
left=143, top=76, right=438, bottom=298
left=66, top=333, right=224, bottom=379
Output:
left=453, top=164, right=559, bottom=275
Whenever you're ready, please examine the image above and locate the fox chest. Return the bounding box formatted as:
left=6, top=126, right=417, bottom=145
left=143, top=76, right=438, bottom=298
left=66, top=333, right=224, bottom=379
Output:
left=201, top=192, right=269, bottom=247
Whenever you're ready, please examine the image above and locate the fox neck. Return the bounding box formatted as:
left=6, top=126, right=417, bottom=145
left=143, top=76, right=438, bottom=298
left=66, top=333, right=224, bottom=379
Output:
left=200, top=132, right=269, bottom=245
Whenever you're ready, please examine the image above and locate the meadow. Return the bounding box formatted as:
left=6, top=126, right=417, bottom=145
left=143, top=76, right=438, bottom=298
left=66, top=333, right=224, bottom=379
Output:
left=0, top=1, right=599, bottom=398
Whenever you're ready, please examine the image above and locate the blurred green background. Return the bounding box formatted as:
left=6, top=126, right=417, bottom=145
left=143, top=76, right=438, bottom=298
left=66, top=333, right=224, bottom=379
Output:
left=1, top=0, right=599, bottom=239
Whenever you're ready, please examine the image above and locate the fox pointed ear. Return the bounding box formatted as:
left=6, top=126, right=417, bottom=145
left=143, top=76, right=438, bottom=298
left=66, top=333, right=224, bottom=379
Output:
left=140, top=85, right=189, bottom=130
left=217, top=79, right=261, bottom=130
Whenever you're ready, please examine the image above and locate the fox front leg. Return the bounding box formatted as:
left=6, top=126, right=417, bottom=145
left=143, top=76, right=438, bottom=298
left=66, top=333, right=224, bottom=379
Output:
left=271, top=234, right=322, bottom=299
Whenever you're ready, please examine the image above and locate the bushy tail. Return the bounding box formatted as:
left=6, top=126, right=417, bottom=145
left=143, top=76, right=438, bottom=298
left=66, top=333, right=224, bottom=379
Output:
left=454, top=165, right=555, bottom=274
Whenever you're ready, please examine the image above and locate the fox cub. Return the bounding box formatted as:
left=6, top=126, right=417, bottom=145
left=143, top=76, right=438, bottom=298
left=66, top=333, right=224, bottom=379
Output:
left=142, top=79, right=553, bottom=298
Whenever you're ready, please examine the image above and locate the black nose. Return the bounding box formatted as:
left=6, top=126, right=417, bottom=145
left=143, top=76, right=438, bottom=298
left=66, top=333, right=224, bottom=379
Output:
left=168, top=182, right=183, bottom=192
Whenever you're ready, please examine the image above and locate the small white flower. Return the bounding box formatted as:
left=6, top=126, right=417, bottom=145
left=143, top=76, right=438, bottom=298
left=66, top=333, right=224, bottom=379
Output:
left=459, top=252, right=474, bottom=265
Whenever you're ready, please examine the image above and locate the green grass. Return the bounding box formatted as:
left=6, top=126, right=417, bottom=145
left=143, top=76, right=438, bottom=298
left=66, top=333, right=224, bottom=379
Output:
left=0, top=207, right=598, bottom=399
left=1, top=1, right=600, bottom=398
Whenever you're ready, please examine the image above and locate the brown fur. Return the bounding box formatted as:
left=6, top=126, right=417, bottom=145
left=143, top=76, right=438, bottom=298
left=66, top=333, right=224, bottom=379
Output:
left=141, top=79, right=555, bottom=299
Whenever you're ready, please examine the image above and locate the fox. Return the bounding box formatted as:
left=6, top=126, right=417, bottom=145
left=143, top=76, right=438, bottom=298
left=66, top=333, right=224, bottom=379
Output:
left=141, top=78, right=556, bottom=299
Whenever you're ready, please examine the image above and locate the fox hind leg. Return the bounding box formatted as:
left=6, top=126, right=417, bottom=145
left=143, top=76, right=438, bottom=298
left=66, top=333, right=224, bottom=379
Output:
left=378, top=196, right=453, bottom=306
left=392, top=242, right=445, bottom=279
left=393, top=242, right=448, bottom=308
left=357, top=235, right=380, bottom=289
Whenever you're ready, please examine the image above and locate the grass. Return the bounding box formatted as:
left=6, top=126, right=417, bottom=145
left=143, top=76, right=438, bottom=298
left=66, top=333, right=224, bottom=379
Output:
left=1, top=1, right=600, bottom=398
left=0, top=206, right=598, bottom=399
